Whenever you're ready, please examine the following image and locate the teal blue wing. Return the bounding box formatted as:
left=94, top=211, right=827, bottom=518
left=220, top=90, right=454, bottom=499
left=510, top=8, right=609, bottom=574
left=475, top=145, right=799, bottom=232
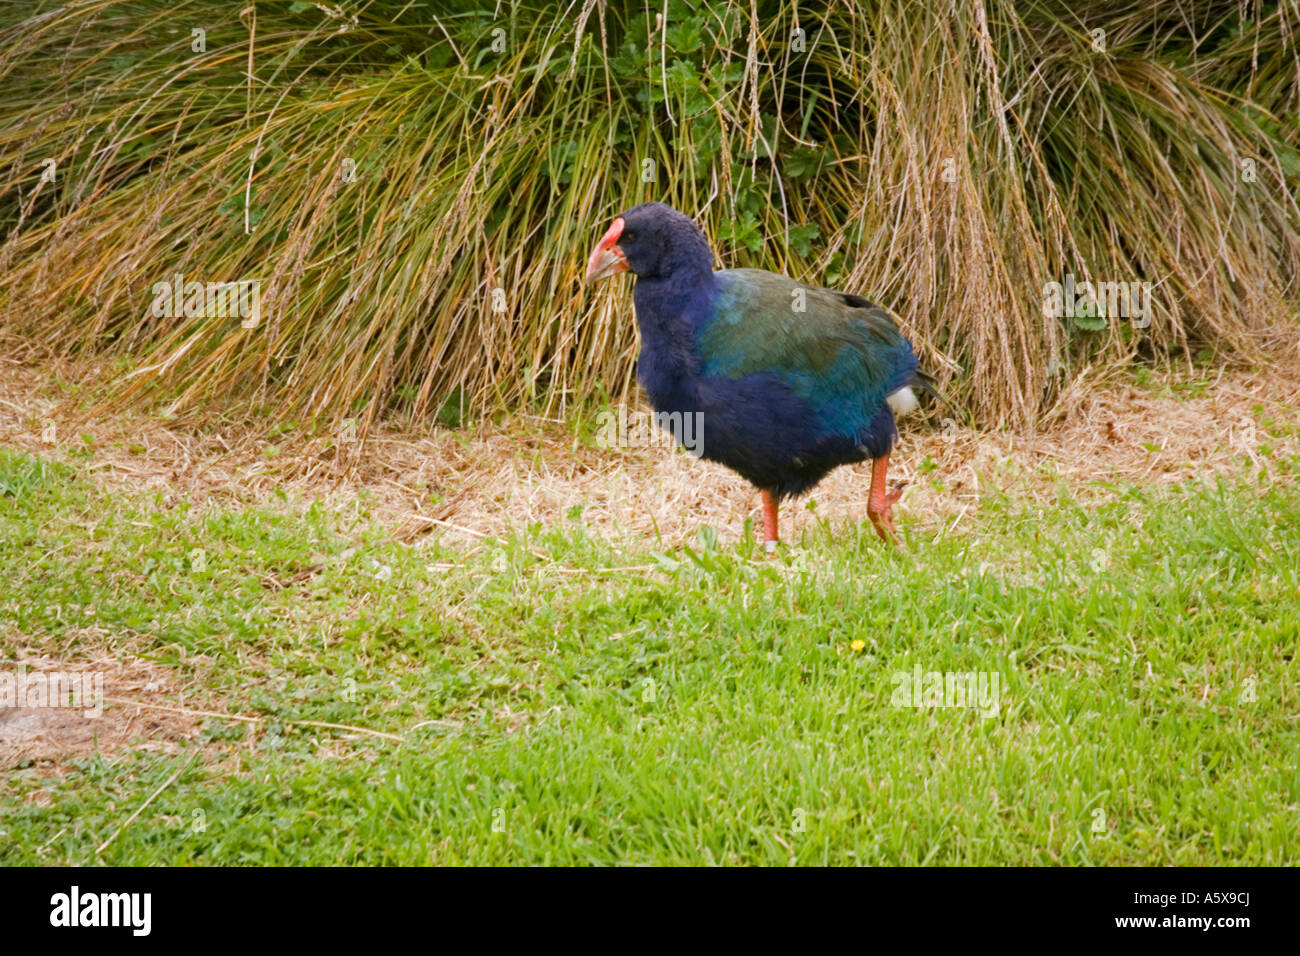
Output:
left=699, top=268, right=918, bottom=431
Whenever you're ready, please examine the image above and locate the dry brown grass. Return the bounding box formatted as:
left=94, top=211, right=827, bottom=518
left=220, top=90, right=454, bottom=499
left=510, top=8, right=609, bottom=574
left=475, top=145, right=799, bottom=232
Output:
left=2, top=2, right=1298, bottom=432
left=3, top=343, right=1298, bottom=553
left=0, top=639, right=201, bottom=776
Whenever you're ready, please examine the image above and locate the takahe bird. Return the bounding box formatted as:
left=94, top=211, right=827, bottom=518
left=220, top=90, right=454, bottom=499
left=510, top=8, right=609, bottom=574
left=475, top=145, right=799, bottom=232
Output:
left=584, top=201, right=941, bottom=552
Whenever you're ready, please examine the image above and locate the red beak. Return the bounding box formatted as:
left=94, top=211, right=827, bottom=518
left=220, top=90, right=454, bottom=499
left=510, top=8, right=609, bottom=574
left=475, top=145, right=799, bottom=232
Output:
left=584, top=217, right=630, bottom=284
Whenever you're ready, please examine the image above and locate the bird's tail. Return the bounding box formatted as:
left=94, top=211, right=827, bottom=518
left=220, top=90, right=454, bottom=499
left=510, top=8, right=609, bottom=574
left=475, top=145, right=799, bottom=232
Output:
left=907, top=369, right=971, bottom=426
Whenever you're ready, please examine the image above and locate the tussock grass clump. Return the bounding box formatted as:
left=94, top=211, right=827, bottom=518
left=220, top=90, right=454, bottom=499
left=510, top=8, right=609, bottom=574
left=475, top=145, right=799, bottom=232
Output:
left=1, top=0, right=1298, bottom=431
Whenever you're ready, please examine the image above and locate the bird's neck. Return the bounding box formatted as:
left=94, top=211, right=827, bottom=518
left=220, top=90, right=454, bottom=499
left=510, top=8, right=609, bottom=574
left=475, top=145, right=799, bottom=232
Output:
left=632, top=266, right=715, bottom=330
left=631, top=267, right=715, bottom=412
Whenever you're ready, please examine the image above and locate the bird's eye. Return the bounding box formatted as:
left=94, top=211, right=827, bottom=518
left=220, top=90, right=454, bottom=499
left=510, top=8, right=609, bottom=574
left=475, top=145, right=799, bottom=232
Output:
left=621, top=230, right=637, bottom=243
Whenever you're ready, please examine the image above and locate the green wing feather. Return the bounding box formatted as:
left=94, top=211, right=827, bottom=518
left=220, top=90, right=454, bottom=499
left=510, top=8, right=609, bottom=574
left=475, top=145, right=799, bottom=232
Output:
left=699, top=269, right=918, bottom=409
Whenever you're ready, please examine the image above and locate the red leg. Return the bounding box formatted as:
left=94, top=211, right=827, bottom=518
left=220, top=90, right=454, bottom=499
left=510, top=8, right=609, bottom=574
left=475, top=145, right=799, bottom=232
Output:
left=868, top=456, right=905, bottom=545
left=760, top=489, right=779, bottom=556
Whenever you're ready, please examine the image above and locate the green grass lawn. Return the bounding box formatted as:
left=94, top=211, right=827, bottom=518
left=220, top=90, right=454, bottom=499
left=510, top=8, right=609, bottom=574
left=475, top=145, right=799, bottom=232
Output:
left=1, top=447, right=1297, bottom=865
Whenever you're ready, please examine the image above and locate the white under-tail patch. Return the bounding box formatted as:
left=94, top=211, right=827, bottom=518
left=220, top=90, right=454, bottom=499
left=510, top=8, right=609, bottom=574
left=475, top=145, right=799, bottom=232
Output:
left=886, top=386, right=918, bottom=417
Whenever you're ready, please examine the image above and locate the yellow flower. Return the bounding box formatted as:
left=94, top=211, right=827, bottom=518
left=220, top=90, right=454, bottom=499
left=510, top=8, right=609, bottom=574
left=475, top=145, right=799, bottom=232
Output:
left=850, top=639, right=866, bottom=652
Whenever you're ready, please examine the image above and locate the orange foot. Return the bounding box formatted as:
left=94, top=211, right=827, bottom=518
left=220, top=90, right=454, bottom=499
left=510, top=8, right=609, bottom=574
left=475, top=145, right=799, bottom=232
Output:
left=868, top=483, right=906, bottom=544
